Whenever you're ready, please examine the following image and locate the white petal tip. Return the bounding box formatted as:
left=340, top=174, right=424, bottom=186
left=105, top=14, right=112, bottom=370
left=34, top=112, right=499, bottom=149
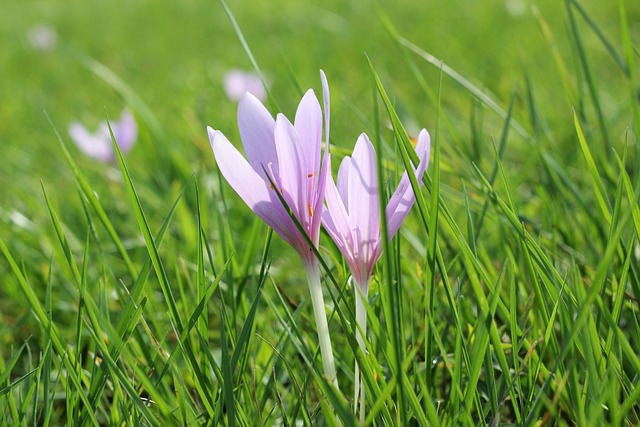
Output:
left=207, top=127, right=226, bottom=148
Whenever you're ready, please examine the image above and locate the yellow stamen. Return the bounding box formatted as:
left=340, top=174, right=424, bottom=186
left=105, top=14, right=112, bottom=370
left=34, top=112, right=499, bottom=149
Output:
left=308, top=202, right=314, bottom=217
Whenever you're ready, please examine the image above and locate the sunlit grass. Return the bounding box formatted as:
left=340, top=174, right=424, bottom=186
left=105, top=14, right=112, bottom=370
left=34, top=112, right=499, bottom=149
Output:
left=2, top=0, right=640, bottom=425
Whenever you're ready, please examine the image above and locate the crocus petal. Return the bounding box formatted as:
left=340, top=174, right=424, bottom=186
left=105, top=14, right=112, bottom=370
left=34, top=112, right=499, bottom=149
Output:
left=322, top=207, right=357, bottom=276
left=321, top=209, right=341, bottom=248
left=237, top=93, right=278, bottom=178
left=385, top=129, right=431, bottom=238
left=336, top=156, right=351, bottom=211
left=274, top=114, right=308, bottom=220
left=348, top=134, right=380, bottom=247
left=208, top=72, right=335, bottom=266
left=294, top=89, right=322, bottom=178
left=320, top=69, right=330, bottom=150
left=322, top=169, right=351, bottom=247
left=209, top=126, right=302, bottom=247
left=68, top=122, right=113, bottom=161
left=311, top=150, right=330, bottom=243
left=114, top=110, right=137, bottom=152
left=208, top=127, right=271, bottom=213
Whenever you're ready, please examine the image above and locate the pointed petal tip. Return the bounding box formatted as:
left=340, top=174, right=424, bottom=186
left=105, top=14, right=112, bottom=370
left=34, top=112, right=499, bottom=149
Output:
left=418, top=128, right=431, bottom=149
left=206, top=125, right=218, bottom=140
left=207, top=127, right=227, bottom=150
left=275, top=112, right=286, bottom=124
left=319, top=70, right=330, bottom=149
left=320, top=70, right=329, bottom=95
left=238, top=91, right=269, bottom=118
left=416, top=128, right=432, bottom=166
left=354, top=132, right=373, bottom=152
left=239, top=91, right=260, bottom=104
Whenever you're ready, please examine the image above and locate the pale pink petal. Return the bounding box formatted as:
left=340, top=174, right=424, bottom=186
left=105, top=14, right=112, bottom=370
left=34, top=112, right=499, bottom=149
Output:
left=209, top=127, right=271, bottom=212
left=321, top=209, right=341, bottom=247
left=253, top=196, right=300, bottom=249
left=294, top=89, right=322, bottom=177
left=68, top=122, right=113, bottom=162
left=386, top=129, right=431, bottom=238
left=209, top=127, right=302, bottom=247
left=310, top=150, right=330, bottom=243
left=114, top=109, right=137, bottom=153
left=348, top=134, right=380, bottom=247
left=322, top=208, right=356, bottom=268
left=336, top=156, right=351, bottom=211
left=322, top=170, right=351, bottom=246
left=237, top=94, right=278, bottom=177
left=274, top=114, right=308, bottom=221
left=320, top=70, right=330, bottom=150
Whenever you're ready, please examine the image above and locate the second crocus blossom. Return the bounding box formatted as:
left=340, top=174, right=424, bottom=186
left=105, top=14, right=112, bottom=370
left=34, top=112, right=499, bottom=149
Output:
left=68, top=109, right=137, bottom=162
left=208, top=71, right=339, bottom=386
left=322, top=129, right=430, bottom=419
left=322, top=130, right=430, bottom=287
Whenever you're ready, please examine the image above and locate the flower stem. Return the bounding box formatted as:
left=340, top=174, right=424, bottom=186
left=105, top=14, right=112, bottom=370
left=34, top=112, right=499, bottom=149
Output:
left=354, top=278, right=369, bottom=424
left=304, top=259, right=338, bottom=388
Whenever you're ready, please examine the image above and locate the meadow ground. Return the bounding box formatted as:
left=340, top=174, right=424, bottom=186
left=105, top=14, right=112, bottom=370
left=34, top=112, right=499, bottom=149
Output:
left=1, top=0, right=640, bottom=425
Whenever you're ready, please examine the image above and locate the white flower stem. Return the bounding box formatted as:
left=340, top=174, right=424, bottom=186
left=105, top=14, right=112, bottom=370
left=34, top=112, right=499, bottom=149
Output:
left=304, top=259, right=338, bottom=388
left=354, top=278, right=369, bottom=424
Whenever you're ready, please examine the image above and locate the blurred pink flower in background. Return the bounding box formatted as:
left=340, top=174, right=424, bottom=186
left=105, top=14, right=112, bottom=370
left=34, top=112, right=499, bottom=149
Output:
left=27, top=25, right=58, bottom=51
left=223, top=69, right=267, bottom=102
left=68, top=109, right=137, bottom=162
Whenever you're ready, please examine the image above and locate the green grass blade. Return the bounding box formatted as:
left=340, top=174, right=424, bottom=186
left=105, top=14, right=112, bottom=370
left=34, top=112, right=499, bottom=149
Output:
left=0, top=238, right=100, bottom=426
left=573, top=109, right=612, bottom=224
left=566, top=0, right=612, bottom=154
left=219, top=0, right=279, bottom=112
left=45, top=113, right=138, bottom=278
left=107, top=113, right=184, bottom=331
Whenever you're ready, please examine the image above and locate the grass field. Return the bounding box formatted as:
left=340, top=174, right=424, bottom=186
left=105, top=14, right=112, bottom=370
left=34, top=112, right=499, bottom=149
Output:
left=2, top=0, right=640, bottom=425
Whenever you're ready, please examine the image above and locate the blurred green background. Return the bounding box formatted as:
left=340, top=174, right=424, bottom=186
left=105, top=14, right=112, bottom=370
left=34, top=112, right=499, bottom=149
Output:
left=3, top=0, right=636, bottom=210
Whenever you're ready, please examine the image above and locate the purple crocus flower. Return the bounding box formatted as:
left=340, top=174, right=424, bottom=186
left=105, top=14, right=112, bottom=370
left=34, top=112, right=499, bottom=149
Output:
left=321, top=129, right=430, bottom=417
left=208, top=71, right=338, bottom=386
left=223, top=69, right=267, bottom=102
left=322, top=130, right=430, bottom=288
left=68, top=109, right=137, bottom=162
